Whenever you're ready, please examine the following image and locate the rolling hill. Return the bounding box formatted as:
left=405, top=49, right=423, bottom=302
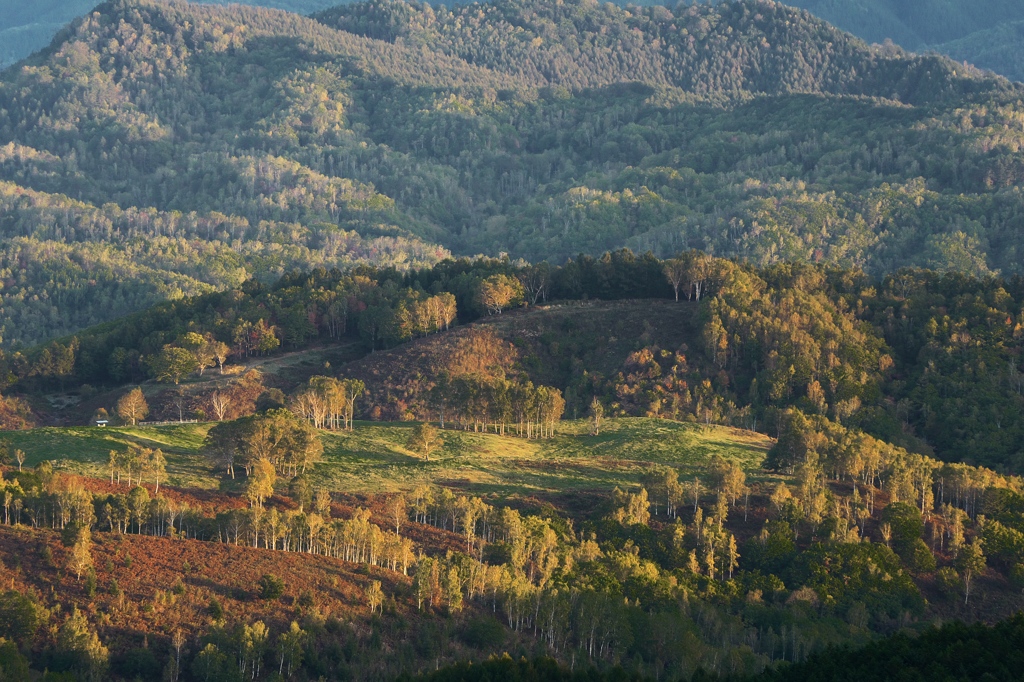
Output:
left=787, top=0, right=1024, bottom=81
left=2, top=249, right=1022, bottom=472
left=1, top=0, right=1024, bottom=348
left=0, top=0, right=348, bottom=69
left=4, top=2, right=1024, bottom=680
left=7, top=1, right=1024, bottom=84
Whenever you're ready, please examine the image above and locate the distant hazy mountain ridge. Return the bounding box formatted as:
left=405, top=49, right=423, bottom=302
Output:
left=5, top=1, right=1024, bottom=82
left=314, top=0, right=996, bottom=100
left=0, top=0, right=346, bottom=69
left=787, top=0, right=1024, bottom=80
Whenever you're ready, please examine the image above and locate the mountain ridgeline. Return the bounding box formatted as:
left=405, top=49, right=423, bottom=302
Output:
left=312, top=0, right=997, bottom=100
left=786, top=0, right=1024, bottom=82
left=7, top=1, right=1024, bottom=83
left=0, top=0, right=349, bottom=70
left=0, top=0, right=1023, bottom=349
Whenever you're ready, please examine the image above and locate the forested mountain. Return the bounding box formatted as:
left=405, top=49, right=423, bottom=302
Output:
left=0, top=0, right=347, bottom=69
left=315, top=0, right=1009, bottom=100
left=938, top=22, right=1024, bottom=84
left=9, top=1, right=1024, bottom=84
left=1, top=0, right=1024, bottom=347
left=787, top=0, right=1024, bottom=82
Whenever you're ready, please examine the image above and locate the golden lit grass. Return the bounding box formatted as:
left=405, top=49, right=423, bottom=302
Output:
left=3, top=423, right=219, bottom=489
left=4, top=417, right=772, bottom=496
left=314, top=417, right=771, bottom=495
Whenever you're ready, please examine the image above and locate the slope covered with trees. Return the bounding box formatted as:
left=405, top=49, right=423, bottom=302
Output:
left=787, top=0, right=1024, bottom=82
left=315, top=0, right=996, bottom=99
left=0, top=0, right=349, bottom=69
left=4, top=251, right=1024, bottom=476
left=412, top=614, right=1024, bottom=682
left=0, top=250, right=1022, bottom=680
left=1, top=0, right=1024, bottom=347
left=0, top=380, right=1022, bottom=679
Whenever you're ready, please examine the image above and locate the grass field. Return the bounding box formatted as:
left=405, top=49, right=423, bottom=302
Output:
left=316, top=418, right=772, bottom=494
left=2, top=423, right=219, bottom=489
left=1, top=418, right=773, bottom=496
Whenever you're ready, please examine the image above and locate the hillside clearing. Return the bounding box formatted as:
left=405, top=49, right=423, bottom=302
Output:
left=2, top=418, right=772, bottom=496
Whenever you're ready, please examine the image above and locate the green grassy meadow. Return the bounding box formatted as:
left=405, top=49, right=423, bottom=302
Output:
left=1, top=418, right=772, bottom=496
left=2, top=424, right=218, bottom=489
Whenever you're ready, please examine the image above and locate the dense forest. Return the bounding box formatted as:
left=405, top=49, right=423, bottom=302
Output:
left=7, top=1, right=1024, bottom=83
left=785, top=0, right=1024, bottom=82
left=3, top=2, right=1024, bottom=681
left=407, top=614, right=1024, bottom=681
left=4, top=251, right=1024, bottom=474
left=0, top=0, right=349, bottom=69
left=1, top=0, right=1024, bottom=346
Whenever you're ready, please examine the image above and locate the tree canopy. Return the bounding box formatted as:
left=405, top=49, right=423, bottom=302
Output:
left=0, top=0, right=1022, bottom=347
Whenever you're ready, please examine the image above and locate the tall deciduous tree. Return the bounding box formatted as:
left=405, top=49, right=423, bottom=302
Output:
left=240, top=621, right=269, bottom=680
left=436, top=292, right=458, bottom=330
left=518, top=263, right=551, bottom=305
left=150, top=347, right=199, bottom=385
left=589, top=397, right=604, bottom=436
left=663, top=258, right=688, bottom=301
left=277, top=621, right=305, bottom=677
left=407, top=422, right=443, bottom=461
left=477, top=274, right=523, bottom=315
left=246, top=458, right=277, bottom=508
left=341, top=379, right=365, bottom=430
left=211, top=340, right=231, bottom=374
left=68, top=526, right=93, bottom=580
left=148, top=448, right=166, bottom=494
left=115, top=387, right=149, bottom=426
left=684, top=250, right=714, bottom=301
left=210, top=391, right=231, bottom=421
left=390, top=493, right=407, bottom=534
left=956, top=538, right=986, bottom=605
left=366, top=580, right=384, bottom=614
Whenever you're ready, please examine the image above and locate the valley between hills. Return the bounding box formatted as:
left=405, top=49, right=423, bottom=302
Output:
left=0, top=1, right=1023, bottom=681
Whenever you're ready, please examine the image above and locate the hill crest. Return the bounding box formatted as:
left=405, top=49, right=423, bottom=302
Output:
left=313, top=0, right=1009, bottom=102
left=1, top=0, right=1024, bottom=348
